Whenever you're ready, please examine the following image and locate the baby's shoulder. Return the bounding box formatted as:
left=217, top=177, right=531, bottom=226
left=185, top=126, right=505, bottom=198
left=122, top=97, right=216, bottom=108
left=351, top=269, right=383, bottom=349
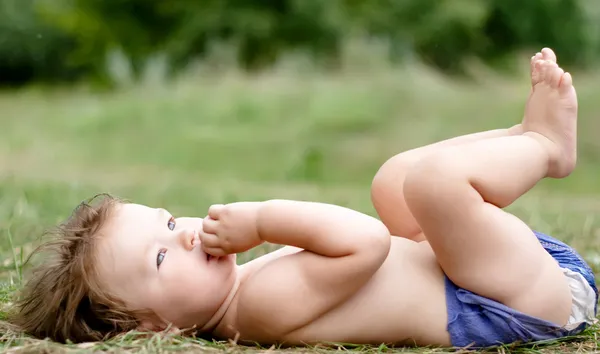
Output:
left=239, top=245, right=304, bottom=275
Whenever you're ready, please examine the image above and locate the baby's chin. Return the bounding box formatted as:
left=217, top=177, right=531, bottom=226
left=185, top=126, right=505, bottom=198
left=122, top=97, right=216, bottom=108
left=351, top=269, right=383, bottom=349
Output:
left=212, top=253, right=239, bottom=273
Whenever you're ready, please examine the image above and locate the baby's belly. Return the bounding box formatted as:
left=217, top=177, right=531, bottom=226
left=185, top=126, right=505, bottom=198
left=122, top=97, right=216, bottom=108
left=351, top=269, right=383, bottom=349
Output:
left=286, top=239, right=451, bottom=347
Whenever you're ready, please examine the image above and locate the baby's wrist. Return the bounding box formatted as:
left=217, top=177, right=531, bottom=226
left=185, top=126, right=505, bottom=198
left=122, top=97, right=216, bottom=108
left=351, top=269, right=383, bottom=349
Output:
left=255, top=200, right=272, bottom=242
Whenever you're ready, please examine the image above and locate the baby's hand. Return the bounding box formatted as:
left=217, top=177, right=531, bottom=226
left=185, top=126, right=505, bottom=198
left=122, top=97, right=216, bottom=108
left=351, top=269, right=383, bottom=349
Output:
left=199, top=202, right=263, bottom=256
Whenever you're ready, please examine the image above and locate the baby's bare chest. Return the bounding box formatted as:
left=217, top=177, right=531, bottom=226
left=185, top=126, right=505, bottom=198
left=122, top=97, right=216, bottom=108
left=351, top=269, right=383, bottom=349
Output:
left=218, top=240, right=451, bottom=347
left=289, top=241, right=451, bottom=347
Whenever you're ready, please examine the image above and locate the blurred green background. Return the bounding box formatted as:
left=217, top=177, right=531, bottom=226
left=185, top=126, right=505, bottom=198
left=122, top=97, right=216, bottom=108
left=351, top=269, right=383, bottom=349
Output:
left=1, top=0, right=600, bottom=278
left=3, top=0, right=600, bottom=86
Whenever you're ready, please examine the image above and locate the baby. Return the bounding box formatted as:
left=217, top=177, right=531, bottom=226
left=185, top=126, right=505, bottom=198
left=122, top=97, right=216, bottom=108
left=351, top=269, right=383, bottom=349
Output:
left=11, top=48, right=598, bottom=349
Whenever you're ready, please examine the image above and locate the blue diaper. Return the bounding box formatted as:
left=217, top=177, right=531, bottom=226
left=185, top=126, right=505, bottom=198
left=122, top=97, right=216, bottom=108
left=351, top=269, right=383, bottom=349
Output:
left=445, top=230, right=598, bottom=349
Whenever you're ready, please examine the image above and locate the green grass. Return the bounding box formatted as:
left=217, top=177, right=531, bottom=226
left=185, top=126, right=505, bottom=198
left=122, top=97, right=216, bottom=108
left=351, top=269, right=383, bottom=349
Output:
left=1, top=59, right=600, bottom=353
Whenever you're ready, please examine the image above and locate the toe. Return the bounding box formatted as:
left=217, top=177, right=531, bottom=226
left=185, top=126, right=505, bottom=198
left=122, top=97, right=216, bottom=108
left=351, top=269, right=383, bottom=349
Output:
left=541, top=48, right=557, bottom=62
left=532, top=60, right=544, bottom=84
left=559, top=72, right=573, bottom=94
left=530, top=53, right=544, bottom=79
left=541, top=60, right=558, bottom=84
left=531, top=52, right=542, bottom=67
left=538, top=60, right=549, bottom=82
left=550, top=67, right=565, bottom=88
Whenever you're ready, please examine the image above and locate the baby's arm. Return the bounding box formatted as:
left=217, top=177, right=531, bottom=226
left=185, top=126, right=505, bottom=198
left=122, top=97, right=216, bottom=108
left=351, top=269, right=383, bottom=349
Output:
left=257, top=199, right=390, bottom=259
left=237, top=200, right=390, bottom=339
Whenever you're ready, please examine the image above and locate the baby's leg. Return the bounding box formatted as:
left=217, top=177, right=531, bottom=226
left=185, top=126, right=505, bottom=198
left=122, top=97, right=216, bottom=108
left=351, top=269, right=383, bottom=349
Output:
left=372, top=48, right=556, bottom=241
left=403, top=55, right=577, bottom=325
left=372, top=127, right=520, bottom=241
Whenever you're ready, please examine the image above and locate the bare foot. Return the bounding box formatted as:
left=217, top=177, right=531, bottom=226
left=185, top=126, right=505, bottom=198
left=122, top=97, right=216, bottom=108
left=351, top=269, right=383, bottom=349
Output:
left=531, top=48, right=557, bottom=87
left=522, top=58, right=578, bottom=178
left=511, top=48, right=559, bottom=135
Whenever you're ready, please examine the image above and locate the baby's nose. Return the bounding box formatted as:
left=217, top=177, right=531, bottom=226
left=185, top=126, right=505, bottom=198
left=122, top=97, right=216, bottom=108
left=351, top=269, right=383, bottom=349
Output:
left=179, top=228, right=199, bottom=250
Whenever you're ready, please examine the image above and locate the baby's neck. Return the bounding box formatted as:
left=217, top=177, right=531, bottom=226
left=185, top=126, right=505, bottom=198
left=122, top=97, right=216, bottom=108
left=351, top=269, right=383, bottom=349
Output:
left=200, top=272, right=241, bottom=333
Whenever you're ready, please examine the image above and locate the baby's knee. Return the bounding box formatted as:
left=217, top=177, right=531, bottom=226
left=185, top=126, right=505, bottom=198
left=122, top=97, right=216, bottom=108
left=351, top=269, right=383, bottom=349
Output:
left=403, top=150, right=465, bottom=205
left=371, top=154, right=418, bottom=198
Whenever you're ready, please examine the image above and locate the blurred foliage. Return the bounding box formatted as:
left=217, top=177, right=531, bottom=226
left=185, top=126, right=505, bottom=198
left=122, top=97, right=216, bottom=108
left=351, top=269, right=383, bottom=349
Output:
left=0, top=0, right=79, bottom=85
left=1, top=0, right=599, bottom=86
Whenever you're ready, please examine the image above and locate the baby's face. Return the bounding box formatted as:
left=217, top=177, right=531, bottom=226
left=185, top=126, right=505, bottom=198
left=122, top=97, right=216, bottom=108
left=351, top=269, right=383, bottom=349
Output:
left=95, top=203, right=237, bottom=330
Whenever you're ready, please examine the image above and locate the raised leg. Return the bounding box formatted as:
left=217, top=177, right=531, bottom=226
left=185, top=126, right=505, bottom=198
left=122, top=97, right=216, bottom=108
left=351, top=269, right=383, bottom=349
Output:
left=371, top=127, right=520, bottom=241
left=371, top=48, right=557, bottom=242
left=403, top=53, right=577, bottom=325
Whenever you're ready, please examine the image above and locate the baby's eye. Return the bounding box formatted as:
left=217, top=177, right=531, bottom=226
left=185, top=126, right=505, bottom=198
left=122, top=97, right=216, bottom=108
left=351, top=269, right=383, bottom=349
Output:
left=167, top=216, right=176, bottom=231
left=157, top=248, right=167, bottom=268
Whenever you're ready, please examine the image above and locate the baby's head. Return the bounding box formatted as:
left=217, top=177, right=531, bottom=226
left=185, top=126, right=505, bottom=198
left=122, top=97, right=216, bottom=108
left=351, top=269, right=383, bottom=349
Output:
left=11, top=194, right=238, bottom=343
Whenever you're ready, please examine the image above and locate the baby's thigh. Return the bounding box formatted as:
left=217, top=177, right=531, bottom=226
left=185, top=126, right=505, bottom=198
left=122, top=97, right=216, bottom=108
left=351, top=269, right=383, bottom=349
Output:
left=405, top=174, right=572, bottom=326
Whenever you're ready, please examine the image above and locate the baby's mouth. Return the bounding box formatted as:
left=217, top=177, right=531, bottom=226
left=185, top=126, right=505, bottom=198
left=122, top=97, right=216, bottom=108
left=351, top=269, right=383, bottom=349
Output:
left=206, top=254, right=222, bottom=262
left=207, top=253, right=219, bottom=262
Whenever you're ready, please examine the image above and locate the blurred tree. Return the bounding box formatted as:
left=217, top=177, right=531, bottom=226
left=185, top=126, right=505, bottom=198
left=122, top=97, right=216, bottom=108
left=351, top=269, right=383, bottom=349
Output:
left=162, top=0, right=343, bottom=71
left=0, top=0, right=597, bottom=86
left=480, top=0, right=590, bottom=69
left=0, top=0, right=78, bottom=85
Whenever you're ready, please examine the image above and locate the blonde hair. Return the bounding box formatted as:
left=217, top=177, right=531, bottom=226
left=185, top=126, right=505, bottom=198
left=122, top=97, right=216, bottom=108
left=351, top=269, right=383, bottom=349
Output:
left=9, top=194, right=144, bottom=343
